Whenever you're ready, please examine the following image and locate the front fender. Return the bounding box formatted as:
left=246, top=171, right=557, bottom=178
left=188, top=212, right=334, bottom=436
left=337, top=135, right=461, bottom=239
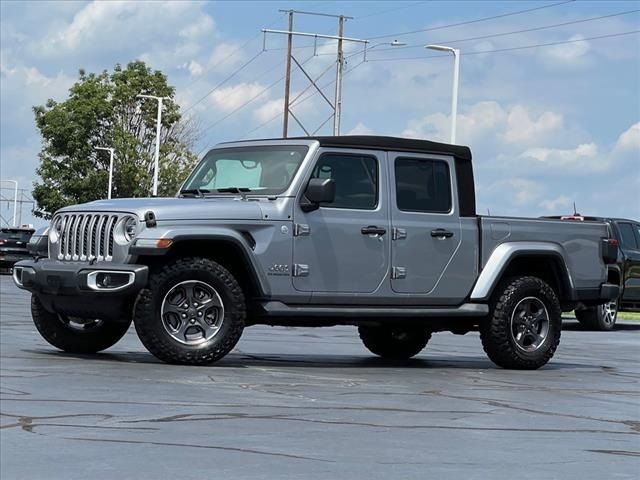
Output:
left=129, top=225, right=271, bottom=297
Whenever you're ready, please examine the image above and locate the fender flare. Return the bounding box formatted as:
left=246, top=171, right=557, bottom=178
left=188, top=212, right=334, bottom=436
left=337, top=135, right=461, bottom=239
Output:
left=470, top=242, right=575, bottom=301
left=130, top=226, right=271, bottom=297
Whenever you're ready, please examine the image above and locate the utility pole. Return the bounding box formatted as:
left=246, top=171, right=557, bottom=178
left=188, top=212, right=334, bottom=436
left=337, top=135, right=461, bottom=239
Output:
left=264, top=10, right=365, bottom=138
left=426, top=45, right=460, bottom=143
left=95, top=147, right=115, bottom=199
left=282, top=11, right=294, bottom=138
left=333, top=15, right=344, bottom=136
left=0, top=180, right=18, bottom=226
left=0, top=186, right=34, bottom=228
left=137, top=94, right=167, bottom=196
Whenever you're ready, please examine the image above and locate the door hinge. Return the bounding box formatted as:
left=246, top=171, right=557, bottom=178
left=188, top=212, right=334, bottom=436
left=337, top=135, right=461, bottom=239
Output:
left=294, top=223, right=310, bottom=236
left=391, top=266, right=406, bottom=279
left=392, top=228, right=407, bottom=240
left=293, top=264, right=310, bottom=277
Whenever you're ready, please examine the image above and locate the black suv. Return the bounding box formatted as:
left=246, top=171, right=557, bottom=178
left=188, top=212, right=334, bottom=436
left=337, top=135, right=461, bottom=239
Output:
left=547, top=215, right=640, bottom=330
left=0, top=226, right=35, bottom=272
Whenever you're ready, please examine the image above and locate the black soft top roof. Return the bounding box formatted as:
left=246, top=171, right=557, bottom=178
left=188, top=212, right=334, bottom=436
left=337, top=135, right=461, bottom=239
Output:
left=260, top=135, right=472, bottom=161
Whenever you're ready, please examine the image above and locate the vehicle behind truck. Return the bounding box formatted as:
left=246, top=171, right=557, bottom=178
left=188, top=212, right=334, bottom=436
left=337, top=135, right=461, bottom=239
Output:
left=13, top=136, right=620, bottom=369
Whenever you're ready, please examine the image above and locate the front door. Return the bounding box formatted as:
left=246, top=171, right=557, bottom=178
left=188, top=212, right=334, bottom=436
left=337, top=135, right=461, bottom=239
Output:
left=389, top=153, right=462, bottom=295
left=292, top=149, right=389, bottom=293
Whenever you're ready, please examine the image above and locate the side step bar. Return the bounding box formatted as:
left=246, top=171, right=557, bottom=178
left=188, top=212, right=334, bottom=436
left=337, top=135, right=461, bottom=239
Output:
left=256, top=301, right=489, bottom=318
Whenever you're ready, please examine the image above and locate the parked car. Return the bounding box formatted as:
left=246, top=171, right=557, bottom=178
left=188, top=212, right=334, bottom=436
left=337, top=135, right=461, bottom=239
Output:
left=0, top=225, right=35, bottom=273
left=545, top=215, right=640, bottom=330
left=13, top=136, right=619, bottom=369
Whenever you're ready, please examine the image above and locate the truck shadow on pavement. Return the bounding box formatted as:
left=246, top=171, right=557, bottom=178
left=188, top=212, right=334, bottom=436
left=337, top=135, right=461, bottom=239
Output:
left=24, top=348, right=591, bottom=371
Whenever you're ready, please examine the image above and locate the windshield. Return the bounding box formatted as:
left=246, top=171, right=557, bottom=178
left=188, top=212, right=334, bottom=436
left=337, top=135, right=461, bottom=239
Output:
left=181, top=145, right=309, bottom=196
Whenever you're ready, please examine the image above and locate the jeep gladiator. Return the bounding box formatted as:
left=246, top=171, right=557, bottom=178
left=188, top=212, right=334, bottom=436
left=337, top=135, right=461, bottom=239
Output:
left=13, top=136, right=620, bottom=369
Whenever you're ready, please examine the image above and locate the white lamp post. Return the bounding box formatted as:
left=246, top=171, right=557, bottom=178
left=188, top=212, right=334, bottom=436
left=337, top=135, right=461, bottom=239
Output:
left=426, top=44, right=460, bottom=144
left=95, top=147, right=115, bottom=199
left=363, top=39, right=407, bottom=61
left=137, top=94, right=168, bottom=196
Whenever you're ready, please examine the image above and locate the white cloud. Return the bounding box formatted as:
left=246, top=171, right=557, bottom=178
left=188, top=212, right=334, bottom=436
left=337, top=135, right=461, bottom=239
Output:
left=546, top=34, right=591, bottom=61
left=179, top=15, right=215, bottom=40
left=253, top=99, right=282, bottom=123
left=210, top=82, right=266, bottom=111
left=539, top=195, right=572, bottom=213
left=186, top=60, right=203, bottom=77
left=503, top=105, right=563, bottom=145
left=519, top=143, right=601, bottom=170
left=614, top=122, right=640, bottom=152
left=346, top=122, right=373, bottom=135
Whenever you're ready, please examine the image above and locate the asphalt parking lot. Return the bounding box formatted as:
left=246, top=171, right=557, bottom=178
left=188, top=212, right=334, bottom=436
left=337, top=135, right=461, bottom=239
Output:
left=1, top=275, right=638, bottom=480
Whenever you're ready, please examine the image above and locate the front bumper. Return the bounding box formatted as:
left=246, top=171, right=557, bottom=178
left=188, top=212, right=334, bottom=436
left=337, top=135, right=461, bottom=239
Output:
left=13, top=259, right=148, bottom=295
left=13, top=259, right=148, bottom=320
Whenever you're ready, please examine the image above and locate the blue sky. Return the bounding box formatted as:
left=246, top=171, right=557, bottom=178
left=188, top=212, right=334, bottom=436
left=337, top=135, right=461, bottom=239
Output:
left=1, top=0, right=639, bottom=227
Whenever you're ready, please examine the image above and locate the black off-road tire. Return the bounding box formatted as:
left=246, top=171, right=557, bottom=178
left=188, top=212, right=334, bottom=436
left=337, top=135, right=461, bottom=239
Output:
left=575, top=301, right=618, bottom=331
left=358, top=326, right=431, bottom=360
left=31, top=295, right=131, bottom=354
left=133, top=257, right=245, bottom=365
left=479, top=276, right=562, bottom=370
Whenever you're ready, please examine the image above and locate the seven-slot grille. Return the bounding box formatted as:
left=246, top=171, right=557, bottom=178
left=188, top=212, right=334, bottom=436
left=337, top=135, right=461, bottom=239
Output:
left=56, top=213, right=120, bottom=261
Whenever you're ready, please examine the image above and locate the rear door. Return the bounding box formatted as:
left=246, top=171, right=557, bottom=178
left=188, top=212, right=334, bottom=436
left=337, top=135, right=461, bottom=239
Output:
left=617, top=222, right=640, bottom=302
left=389, top=153, right=462, bottom=296
left=292, top=149, right=390, bottom=293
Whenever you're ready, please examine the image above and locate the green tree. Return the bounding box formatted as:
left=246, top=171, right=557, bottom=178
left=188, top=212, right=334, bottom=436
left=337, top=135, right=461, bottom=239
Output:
left=32, top=61, right=199, bottom=218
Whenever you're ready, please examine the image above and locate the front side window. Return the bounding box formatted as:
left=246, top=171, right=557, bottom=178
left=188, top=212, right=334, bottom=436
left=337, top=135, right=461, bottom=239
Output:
left=310, top=153, right=378, bottom=209
left=395, top=157, right=452, bottom=213
left=182, top=145, right=308, bottom=195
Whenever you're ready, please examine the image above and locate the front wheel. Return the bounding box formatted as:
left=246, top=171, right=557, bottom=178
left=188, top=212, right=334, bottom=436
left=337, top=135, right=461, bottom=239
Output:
left=480, top=276, right=562, bottom=370
left=133, top=257, right=246, bottom=365
left=358, top=326, right=431, bottom=359
left=31, top=295, right=131, bottom=354
left=575, top=301, right=618, bottom=331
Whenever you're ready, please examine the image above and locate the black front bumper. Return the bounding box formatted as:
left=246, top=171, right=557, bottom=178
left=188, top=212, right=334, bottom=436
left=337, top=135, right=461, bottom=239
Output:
left=13, top=259, right=148, bottom=321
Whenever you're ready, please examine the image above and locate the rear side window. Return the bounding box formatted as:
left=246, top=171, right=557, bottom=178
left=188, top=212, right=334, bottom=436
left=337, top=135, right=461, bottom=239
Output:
left=618, top=223, right=639, bottom=249
left=395, top=158, right=452, bottom=213
left=310, top=153, right=378, bottom=210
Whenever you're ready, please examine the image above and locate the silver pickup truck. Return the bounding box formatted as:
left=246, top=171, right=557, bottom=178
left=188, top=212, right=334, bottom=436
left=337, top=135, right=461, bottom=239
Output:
left=13, top=136, right=620, bottom=369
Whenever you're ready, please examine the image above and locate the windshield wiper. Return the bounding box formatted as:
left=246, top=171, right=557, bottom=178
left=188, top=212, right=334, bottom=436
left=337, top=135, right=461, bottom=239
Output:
left=215, top=187, right=252, bottom=193
left=179, top=188, right=211, bottom=197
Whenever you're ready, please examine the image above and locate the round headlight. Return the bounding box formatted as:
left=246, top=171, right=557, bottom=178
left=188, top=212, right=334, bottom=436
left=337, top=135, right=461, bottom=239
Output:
left=123, top=216, right=137, bottom=243
left=49, top=216, right=63, bottom=243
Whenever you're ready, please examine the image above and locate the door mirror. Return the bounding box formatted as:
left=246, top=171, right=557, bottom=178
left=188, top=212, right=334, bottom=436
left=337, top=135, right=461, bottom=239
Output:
left=302, top=178, right=335, bottom=212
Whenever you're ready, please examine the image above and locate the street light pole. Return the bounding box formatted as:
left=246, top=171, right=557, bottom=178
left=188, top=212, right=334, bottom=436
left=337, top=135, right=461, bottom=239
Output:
left=137, top=94, right=167, bottom=196
left=95, top=147, right=115, bottom=199
left=426, top=44, right=460, bottom=144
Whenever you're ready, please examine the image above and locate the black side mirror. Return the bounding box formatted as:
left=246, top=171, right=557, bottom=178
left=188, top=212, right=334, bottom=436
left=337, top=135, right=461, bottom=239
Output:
left=301, top=178, right=335, bottom=212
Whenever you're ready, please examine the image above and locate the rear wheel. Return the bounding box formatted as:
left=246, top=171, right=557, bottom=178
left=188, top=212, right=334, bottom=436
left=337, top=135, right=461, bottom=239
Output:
left=31, top=295, right=131, bottom=354
left=575, top=301, right=618, bottom=331
left=358, top=326, right=431, bottom=360
left=480, top=276, right=562, bottom=370
left=133, top=257, right=245, bottom=365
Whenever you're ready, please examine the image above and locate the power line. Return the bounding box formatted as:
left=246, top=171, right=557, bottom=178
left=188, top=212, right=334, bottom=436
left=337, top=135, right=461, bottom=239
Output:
left=243, top=58, right=367, bottom=138
left=346, top=8, right=640, bottom=57
left=196, top=55, right=318, bottom=154
left=182, top=12, right=286, bottom=91
left=342, top=9, right=640, bottom=55
left=366, top=30, right=640, bottom=62
left=357, top=1, right=431, bottom=20
left=368, top=0, right=576, bottom=40
left=182, top=50, right=265, bottom=114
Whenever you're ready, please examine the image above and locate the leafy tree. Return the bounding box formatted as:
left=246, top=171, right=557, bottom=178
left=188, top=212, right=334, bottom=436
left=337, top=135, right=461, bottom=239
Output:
left=32, top=61, right=199, bottom=218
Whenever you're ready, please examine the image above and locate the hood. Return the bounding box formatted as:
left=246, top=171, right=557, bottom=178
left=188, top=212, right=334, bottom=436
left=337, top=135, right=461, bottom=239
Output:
left=57, top=197, right=264, bottom=222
